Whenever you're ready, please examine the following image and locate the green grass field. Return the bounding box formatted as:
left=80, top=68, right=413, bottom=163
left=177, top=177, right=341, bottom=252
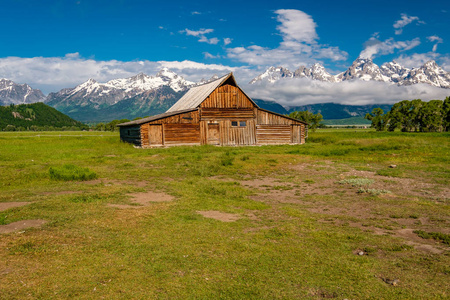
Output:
left=0, top=130, right=449, bottom=299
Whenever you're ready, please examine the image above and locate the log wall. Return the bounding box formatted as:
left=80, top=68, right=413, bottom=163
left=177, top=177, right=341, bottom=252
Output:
left=256, top=125, right=291, bottom=144
left=164, top=124, right=200, bottom=145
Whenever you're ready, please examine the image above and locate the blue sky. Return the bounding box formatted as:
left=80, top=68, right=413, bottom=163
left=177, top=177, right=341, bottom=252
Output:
left=0, top=0, right=449, bottom=104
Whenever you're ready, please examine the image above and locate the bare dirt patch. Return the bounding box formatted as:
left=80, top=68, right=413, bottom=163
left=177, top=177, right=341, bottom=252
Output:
left=108, top=191, right=174, bottom=209
left=82, top=179, right=148, bottom=187
left=240, top=161, right=449, bottom=254
left=0, top=220, right=47, bottom=234
left=0, top=202, right=30, bottom=212
left=197, top=210, right=241, bottom=222
left=341, top=169, right=450, bottom=201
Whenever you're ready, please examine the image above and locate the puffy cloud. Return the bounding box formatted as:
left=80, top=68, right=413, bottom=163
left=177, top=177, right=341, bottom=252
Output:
left=360, top=37, right=421, bottom=59
left=226, top=9, right=347, bottom=69
left=244, top=78, right=449, bottom=107
left=275, top=9, right=318, bottom=44
left=393, top=13, right=422, bottom=35
left=223, top=38, right=232, bottom=46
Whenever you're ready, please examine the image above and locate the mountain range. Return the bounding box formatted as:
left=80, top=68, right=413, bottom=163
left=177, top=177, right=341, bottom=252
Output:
left=0, top=58, right=449, bottom=122
left=250, top=58, right=450, bottom=88
left=46, top=68, right=193, bottom=122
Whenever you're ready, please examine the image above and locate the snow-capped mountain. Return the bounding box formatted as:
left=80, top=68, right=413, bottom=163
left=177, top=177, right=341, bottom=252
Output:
left=47, top=68, right=195, bottom=108
left=0, top=79, right=46, bottom=105
left=336, top=58, right=389, bottom=82
left=251, top=59, right=450, bottom=88
left=249, top=67, right=294, bottom=84
left=400, top=60, right=450, bottom=88
left=45, top=69, right=197, bottom=122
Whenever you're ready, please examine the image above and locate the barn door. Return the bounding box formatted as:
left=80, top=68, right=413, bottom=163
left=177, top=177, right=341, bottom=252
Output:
left=149, top=124, right=163, bottom=146
left=292, top=125, right=301, bottom=144
left=207, top=123, right=220, bottom=145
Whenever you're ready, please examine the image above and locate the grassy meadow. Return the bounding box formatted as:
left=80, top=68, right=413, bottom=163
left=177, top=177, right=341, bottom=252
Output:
left=0, top=130, right=449, bottom=299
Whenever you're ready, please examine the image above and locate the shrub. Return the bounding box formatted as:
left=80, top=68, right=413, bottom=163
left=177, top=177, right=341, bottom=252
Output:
left=338, top=178, right=374, bottom=187
left=49, top=164, right=97, bottom=181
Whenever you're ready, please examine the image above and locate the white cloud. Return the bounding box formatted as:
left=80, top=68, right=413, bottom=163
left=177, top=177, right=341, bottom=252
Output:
left=0, top=54, right=240, bottom=94
left=427, top=35, right=443, bottom=52
left=244, top=78, right=449, bottom=107
left=393, top=13, right=422, bottom=35
left=203, top=52, right=220, bottom=59
left=275, top=9, right=318, bottom=44
left=226, top=9, right=347, bottom=69
left=223, top=38, right=232, bottom=46
left=182, top=28, right=219, bottom=44
left=360, top=37, right=421, bottom=59
left=184, top=28, right=214, bottom=37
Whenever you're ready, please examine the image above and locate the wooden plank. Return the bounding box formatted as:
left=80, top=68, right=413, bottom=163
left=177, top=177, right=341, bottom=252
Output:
left=256, top=125, right=291, bottom=144
left=201, top=108, right=254, bottom=119
left=164, top=123, right=200, bottom=144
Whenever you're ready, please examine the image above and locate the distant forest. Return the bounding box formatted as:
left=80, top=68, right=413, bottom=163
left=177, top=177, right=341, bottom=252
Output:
left=0, top=102, right=88, bottom=131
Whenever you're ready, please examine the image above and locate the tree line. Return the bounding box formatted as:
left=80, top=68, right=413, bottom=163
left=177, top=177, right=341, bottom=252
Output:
left=365, top=97, right=450, bottom=132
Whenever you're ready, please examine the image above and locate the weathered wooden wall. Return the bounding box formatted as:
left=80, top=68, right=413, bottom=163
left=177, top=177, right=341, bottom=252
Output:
left=201, top=85, right=254, bottom=109
left=120, top=126, right=141, bottom=146
left=256, top=125, right=291, bottom=144
left=164, top=124, right=200, bottom=145
left=200, top=108, right=254, bottom=119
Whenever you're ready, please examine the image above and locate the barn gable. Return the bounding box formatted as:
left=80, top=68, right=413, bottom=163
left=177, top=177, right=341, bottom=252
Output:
left=167, top=73, right=257, bottom=112
left=118, top=73, right=308, bottom=147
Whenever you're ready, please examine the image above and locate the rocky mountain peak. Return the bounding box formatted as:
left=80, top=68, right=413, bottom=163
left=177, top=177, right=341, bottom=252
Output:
left=0, top=79, right=46, bottom=105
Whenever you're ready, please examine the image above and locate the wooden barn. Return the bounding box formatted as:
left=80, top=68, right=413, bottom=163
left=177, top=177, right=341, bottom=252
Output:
left=117, top=73, right=308, bottom=147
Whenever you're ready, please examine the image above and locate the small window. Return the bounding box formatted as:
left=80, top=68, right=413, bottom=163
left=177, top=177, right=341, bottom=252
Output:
left=231, top=121, right=246, bottom=127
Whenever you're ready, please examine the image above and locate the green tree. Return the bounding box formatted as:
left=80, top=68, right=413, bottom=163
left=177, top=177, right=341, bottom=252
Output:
left=95, top=122, right=105, bottom=131
left=287, top=111, right=323, bottom=131
left=365, top=108, right=387, bottom=131
left=443, top=96, right=450, bottom=131
left=417, top=100, right=443, bottom=132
